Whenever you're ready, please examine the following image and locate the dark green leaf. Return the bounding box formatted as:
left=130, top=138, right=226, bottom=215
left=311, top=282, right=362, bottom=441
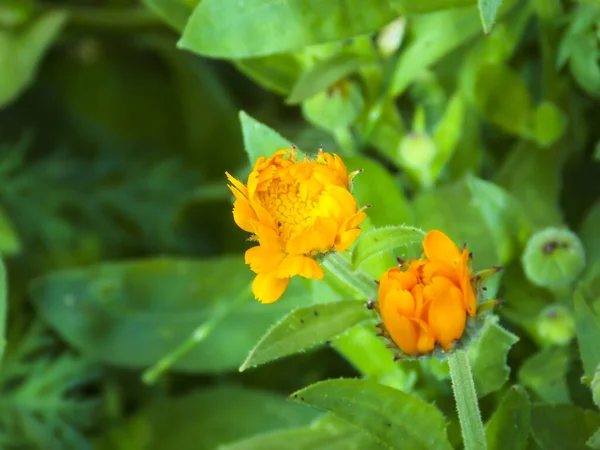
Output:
left=240, top=301, right=373, bottom=371
left=141, top=0, right=191, bottom=31
left=291, top=379, right=453, bottom=450
left=574, top=291, right=600, bottom=379
left=179, top=0, right=398, bottom=58
left=240, top=111, right=294, bottom=165
left=468, top=318, right=519, bottom=397
left=234, top=54, right=303, bottom=95
left=351, top=226, right=425, bottom=269
left=530, top=404, right=600, bottom=450
left=519, top=346, right=571, bottom=403
left=478, top=0, right=503, bottom=34
left=287, top=53, right=369, bottom=104
left=485, top=385, right=531, bottom=450
left=30, top=257, right=315, bottom=373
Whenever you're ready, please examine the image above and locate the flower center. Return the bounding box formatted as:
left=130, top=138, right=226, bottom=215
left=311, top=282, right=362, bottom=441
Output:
left=260, top=181, right=319, bottom=240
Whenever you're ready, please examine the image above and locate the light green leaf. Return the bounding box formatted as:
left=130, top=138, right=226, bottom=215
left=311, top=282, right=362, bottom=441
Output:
left=0, top=10, right=68, bottom=108
left=588, top=427, right=600, bottom=449
left=474, top=63, right=532, bottom=135
left=302, top=81, right=364, bottom=133
left=432, top=93, right=465, bottom=178
left=530, top=404, right=600, bottom=450
left=390, top=8, right=481, bottom=96
left=521, top=227, right=586, bottom=289
left=97, top=386, right=318, bottom=450
left=391, top=0, right=475, bottom=14
left=291, top=379, right=453, bottom=450
left=141, top=0, right=191, bottom=31
left=240, top=111, right=294, bottom=165
left=30, top=257, right=315, bottom=374
left=240, top=301, right=373, bottom=371
left=519, top=346, right=571, bottom=403
left=574, top=292, right=600, bottom=379
left=0, top=207, right=20, bottom=255
left=478, top=0, right=503, bottom=34
left=485, top=385, right=531, bottom=450
left=351, top=226, right=425, bottom=269
left=179, top=0, right=398, bottom=58
left=529, top=101, right=567, bottom=148
left=468, top=318, right=519, bottom=397
left=287, top=53, right=369, bottom=104
left=234, top=54, right=302, bottom=95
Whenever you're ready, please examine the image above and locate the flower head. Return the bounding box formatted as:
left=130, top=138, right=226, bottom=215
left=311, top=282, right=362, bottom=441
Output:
left=377, top=230, right=478, bottom=355
left=226, top=148, right=366, bottom=304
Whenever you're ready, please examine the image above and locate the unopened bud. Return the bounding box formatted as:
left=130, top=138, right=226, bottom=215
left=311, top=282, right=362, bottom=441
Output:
left=537, top=305, right=575, bottom=346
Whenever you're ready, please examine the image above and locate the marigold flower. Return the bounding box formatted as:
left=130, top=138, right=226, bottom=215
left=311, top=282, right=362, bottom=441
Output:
left=377, top=230, right=477, bottom=355
left=226, top=148, right=366, bottom=304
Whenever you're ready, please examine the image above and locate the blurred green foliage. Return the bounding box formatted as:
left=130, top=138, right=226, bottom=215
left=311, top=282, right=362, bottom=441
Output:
left=2, top=0, right=600, bottom=448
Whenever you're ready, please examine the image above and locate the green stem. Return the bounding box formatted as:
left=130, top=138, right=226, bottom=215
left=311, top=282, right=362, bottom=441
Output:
left=142, top=286, right=251, bottom=385
left=322, top=252, right=378, bottom=300
left=448, top=350, right=487, bottom=450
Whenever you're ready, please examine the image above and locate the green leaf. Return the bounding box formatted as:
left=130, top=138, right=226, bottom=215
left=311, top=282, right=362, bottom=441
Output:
left=291, top=379, right=453, bottom=450
left=239, top=301, right=373, bottom=371
left=530, top=404, right=600, bottom=450
left=478, top=0, right=503, bottom=34
left=588, top=427, right=600, bottom=449
left=345, top=157, right=413, bottom=227
left=141, top=0, right=191, bottom=31
left=179, top=0, right=398, bottom=58
left=240, top=111, right=294, bottom=165
left=351, top=226, right=425, bottom=269
left=302, top=81, right=364, bottom=133
left=0, top=10, right=68, bottom=108
left=468, top=318, right=519, bottom=397
left=390, top=8, right=481, bottom=96
left=391, top=0, right=475, bottom=14
left=98, top=386, right=318, bottom=450
left=529, top=101, right=567, bottom=148
left=0, top=207, right=21, bottom=255
left=521, top=227, right=586, bottom=289
left=518, top=346, right=571, bottom=403
left=485, top=385, right=531, bottom=450
left=30, top=257, right=315, bottom=373
left=474, top=63, right=533, bottom=135
left=432, top=93, right=465, bottom=178
left=0, top=259, right=6, bottom=365
left=574, top=291, right=600, bottom=379
left=287, top=53, right=369, bottom=104
left=234, top=54, right=302, bottom=95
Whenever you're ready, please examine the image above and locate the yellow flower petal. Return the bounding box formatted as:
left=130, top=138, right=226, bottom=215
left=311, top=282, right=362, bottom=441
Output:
left=381, top=298, right=418, bottom=355
left=276, top=255, right=324, bottom=280
left=428, top=283, right=466, bottom=351
left=252, top=273, right=290, bottom=304
left=423, top=230, right=461, bottom=266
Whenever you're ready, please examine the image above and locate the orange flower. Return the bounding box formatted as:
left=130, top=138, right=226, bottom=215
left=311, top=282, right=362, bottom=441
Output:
left=377, top=230, right=477, bottom=355
left=226, top=148, right=366, bottom=304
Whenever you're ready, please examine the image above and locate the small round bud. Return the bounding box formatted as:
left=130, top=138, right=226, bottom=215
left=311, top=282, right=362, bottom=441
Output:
left=536, top=305, right=575, bottom=346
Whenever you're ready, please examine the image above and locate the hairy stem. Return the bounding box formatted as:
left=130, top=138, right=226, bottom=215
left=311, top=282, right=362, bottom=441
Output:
left=322, top=252, right=378, bottom=300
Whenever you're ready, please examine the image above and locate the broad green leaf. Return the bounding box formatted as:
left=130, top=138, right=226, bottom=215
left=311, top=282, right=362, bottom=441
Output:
left=179, top=0, right=398, bottom=58
left=346, top=157, right=413, bottom=227
left=141, top=0, right=191, bottom=31
left=0, top=207, right=20, bottom=255
left=530, top=404, right=600, bottom=450
left=240, top=301, right=373, bottom=371
left=390, top=8, right=481, bottom=96
left=574, top=292, right=600, bottom=379
left=589, top=427, right=600, bottom=449
left=485, top=385, right=531, bottom=450
left=0, top=11, right=68, bottom=108
left=530, top=101, right=567, bottom=148
left=30, top=257, right=315, bottom=373
left=240, top=111, right=293, bottom=165
left=521, top=227, right=586, bottom=289
left=287, top=53, right=369, bottom=104
left=97, top=386, right=318, bottom=450
left=302, top=81, right=364, bottom=133
left=219, top=418, right=385, bottom=450
left=0, top=0, right=34, bottom=27
left=396, top=131, right=438, bottom=189
left=351, top=226, right=425, bottom=269
left=518, top=346, right=570, bottom=403
left=478, top=0, right=503, bottom=34
left=474, top=63, right=532, bottom=135
left=234, top=54, right=303, bottom=95
left=291, top=379, right=453, bottom=450
left=391, top=0, right=475, bottom=14
left=432, top=93, right=465, bottom=178
left=468, top=318, right=519, bottom=397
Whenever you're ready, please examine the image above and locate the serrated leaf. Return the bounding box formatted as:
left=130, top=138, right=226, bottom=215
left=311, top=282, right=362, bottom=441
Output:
left=291, top=379, right=453, bottom=450
left=351, top=226, right=425, bottom=269
left=468, top=318, right=519, bottom=397
left=240, top=301, right=373, bottom=371
left=179, top=0, right=398, bottom=58
left=530, top=404, right=600, bottom=450
left=478, top=0, right=503, bottom=34
left=239, top=111, right=294, bottom=165
left=287, top=53, right=368, bottom=104
left=574, top=291, right=600, bottom=379
left=518, top=346, right=570, bottom=403
left=485, top=385, right=531, bottom=450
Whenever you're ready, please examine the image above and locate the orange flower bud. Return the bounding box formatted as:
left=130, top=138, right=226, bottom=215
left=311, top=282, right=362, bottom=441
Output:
left=377, top=230, right=477, bottom=355
left=226, top=148, right=366, bottom=304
